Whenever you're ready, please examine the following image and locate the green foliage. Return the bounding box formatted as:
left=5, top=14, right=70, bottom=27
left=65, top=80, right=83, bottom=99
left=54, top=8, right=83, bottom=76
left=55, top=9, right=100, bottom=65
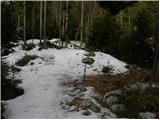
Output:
left=102, top=62, right=114, bottom=75
left=87, top=1, right=158, bottom=68
left=16, top=54, right=38, bottom=66
left=120, top=5, right=156, bottom=68
left=118, top=87, right=158, bottom=118
left=118, top=89, right=140, bottom=118
left=1, top=2, right=17, bottom=50
left=22, top=43, right=35, bottom=51
left=1, top=60, right=24, bottom=100
left=1, top=102, right=5, bottom=118
left=86, top=11, right=121, bottom=56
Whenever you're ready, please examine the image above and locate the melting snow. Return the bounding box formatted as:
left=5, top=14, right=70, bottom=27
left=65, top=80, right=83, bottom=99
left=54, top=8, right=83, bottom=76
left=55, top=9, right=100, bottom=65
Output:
left=3, top=39, right=127, bottom=118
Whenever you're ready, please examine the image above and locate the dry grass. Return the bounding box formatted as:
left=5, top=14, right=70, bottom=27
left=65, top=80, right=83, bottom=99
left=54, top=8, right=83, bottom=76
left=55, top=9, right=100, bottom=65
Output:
left=84, top=67, right=152, bottom=96
left=16, top=55, right=38, bottom=66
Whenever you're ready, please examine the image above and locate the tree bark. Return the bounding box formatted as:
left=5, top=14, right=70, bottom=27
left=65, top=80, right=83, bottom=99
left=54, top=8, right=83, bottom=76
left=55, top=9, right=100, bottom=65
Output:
left=65, top=0, right=69, bottom=43
left=23, top=1, right=26, bottom=46
left=59, top=1, right=62, bottom=42
left=32, top=4, right=35, bottom=44
left=43, top=1, right=47, bottom=48
left=120, top=11, right=123, bottom=29
left=80, top=1, right=84, bottom=47
left=152, top=44, right=159, bottom=81
left=40, top=1, right=43, bottom=45
left=17, top=15, right=20, bottom=34
left=128, top=8, right=131, bottom=32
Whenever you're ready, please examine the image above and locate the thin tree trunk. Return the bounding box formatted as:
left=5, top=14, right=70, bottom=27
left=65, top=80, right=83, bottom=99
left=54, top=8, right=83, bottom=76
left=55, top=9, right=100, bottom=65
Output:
left=23, top=1, right=26, bottom=46
left=80, top=1, right=84, bottom=47
left=120, top=11, right=123, bottom=29
left=17, top=15, right=20, bottom=34
left=40, top=1, right=42, bottom=45
left=81, top=64, right=86, bottom=91
left=75, top=24, right=80, bottom=42
left=65, top=0, right=69, bottom=44
left=152, top=44, right=159, bottom=81
left=62, top=11, right=65, bottom=47
left=32, top=4, right=35, bottom=44
left=59, top=1, right=62, bottom=42
left=128, top=8, right=131, bottom=32
left=43, top=1, right=47, bottom=48
left=90, top=1, right=96, bottom=29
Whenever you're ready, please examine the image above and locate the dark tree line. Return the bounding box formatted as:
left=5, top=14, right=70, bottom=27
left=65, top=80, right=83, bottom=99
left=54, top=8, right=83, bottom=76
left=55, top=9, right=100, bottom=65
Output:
left=1, top=1, right=159, bottom=72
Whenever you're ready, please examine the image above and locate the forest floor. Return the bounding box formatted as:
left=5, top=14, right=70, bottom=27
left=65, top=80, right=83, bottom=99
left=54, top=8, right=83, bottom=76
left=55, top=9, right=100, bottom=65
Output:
left=1, top=39, right=139, bottom=118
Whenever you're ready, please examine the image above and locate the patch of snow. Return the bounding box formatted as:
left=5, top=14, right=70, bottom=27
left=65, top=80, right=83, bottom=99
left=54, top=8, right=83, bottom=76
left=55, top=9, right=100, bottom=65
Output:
left=3, top=39, right=128, bottom=118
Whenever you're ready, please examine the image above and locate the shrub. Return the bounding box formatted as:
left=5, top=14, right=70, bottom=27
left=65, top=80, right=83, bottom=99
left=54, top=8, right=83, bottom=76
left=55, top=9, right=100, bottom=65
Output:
left=22, top=43, right=35, bottom=51
left=1, top=102, right=5, bottom=118
left=102, top=61, right=114, bottom=77
left=1, top=60, right=24, bottom=100
left=15, top=54, right=38, bottom=66
left=118, top=87, right=158, bottom=118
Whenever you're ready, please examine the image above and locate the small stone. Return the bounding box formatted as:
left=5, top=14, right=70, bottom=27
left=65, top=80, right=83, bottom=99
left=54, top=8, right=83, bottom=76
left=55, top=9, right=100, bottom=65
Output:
left=82, top=109, right=91, bottom=116
left=30, top=62, right=34, bottom=65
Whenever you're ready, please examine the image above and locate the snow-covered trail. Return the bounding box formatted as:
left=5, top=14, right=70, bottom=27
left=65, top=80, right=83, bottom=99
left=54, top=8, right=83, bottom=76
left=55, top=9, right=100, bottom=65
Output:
left=3, top=47, right=127, bottom=118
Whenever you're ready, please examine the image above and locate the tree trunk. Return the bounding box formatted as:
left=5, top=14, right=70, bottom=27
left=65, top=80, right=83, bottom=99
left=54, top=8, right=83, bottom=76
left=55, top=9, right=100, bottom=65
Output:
left=62, top=11, right=65, bottom=48
left=90, top=1, right=96, bottom=29
left=32, top=4, right=35, bottom=44
left=43, top=1, right=47, bottom=48
left=80, top=1, right=84, bottom=47
left=40, top=1, right=43, bottom=45
left=75, top=24, right=80, bottom=42
left=120, top=11, right=123, bottom=29
left=17, top=15, right=20, bottom=34
left=65, top=0, right=69, bottom=44
left=152, top=44, right=159, bottom=81
left=59, top=1, right=62, bottom=42
left=23, top=1, right=26, bottom=46
left=128, top=8, right=131, bottom=32
left=81, top=64, right=86, bottom=91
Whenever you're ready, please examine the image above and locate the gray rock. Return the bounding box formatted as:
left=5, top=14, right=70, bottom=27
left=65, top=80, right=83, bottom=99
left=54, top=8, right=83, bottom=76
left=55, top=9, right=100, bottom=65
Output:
left=111, top=104, right=126, bottom=114
left=139, top=112, right=155, bottom=119
left=105, top=96, right=119, bottom=105
left=103, top=89, right=122, bottom=100
left=80, top=98, right=101, bottom=113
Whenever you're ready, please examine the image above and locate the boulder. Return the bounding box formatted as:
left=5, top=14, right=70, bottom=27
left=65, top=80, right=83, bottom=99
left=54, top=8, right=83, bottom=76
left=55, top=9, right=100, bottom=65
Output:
left=103, top=89, right=122, bottom=100
left=110, top=104, right=126, bottom=114
left=139, top=112, right=155, bottom=119
left=105, top=96, right=119, bottom=105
